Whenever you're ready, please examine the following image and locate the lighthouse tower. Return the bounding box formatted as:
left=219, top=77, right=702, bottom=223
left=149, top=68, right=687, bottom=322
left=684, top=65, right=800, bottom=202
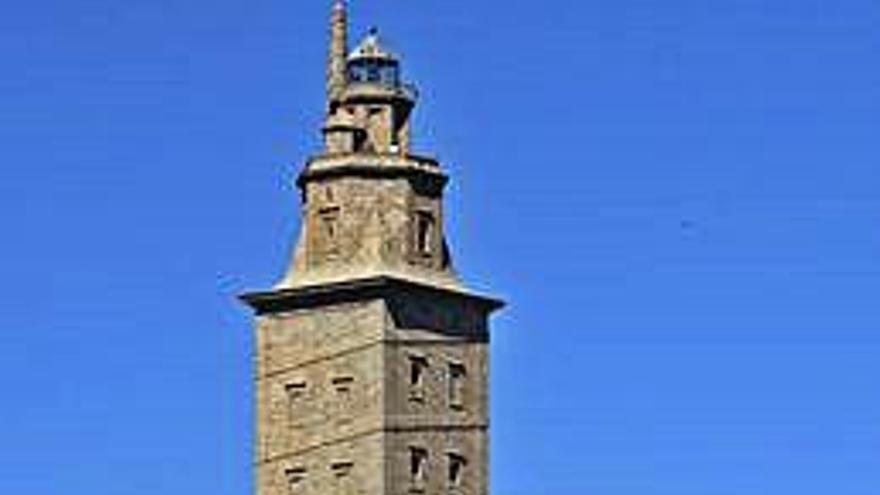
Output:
left=241, top=3, right=503, bottom=495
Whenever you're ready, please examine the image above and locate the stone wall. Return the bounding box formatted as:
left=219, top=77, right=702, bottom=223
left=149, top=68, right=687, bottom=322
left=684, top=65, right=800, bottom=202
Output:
left=255, top=300, right=386, bottom=495
left=250, top=287, right=493, bottom=495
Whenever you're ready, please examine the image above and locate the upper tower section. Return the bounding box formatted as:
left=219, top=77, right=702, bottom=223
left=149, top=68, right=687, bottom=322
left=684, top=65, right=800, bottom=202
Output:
left=323, top=23, right=416, bottom=157
left=279, top=2, right=459, bottom=291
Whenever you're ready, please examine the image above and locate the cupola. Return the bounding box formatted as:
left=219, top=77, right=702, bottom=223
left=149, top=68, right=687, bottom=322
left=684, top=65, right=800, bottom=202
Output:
left=347, top=29, right=401, bottom=87
left=323, top=23, right=416, bottom=156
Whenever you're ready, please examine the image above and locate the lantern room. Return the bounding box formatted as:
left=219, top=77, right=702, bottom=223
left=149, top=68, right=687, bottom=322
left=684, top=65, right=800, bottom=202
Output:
left=347, top=29, right=401, bottom=88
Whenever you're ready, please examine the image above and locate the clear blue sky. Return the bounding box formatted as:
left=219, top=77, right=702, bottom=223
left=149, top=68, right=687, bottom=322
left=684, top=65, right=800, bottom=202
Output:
left=1, top=0, right=878, bottom=493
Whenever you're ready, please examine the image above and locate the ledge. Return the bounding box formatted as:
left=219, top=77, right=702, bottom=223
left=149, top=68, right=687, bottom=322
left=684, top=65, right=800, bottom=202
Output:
left=239, top=275, right=504, bottom=316
left=298, top=153, right=445, bottom=188
left=342, top=82, right=417, bottom=103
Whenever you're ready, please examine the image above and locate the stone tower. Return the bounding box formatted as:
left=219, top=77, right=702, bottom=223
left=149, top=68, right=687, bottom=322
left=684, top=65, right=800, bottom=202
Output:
left=241, top=3, right=504, bottom=495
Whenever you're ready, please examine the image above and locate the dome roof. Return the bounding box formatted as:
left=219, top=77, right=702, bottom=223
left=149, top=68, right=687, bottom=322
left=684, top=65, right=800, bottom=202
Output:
left=348, top=29, right=398, bottom=62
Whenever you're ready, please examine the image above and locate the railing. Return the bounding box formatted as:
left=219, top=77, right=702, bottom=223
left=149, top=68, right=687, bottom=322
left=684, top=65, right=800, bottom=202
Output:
left=346, top=81, right=419, bottom=101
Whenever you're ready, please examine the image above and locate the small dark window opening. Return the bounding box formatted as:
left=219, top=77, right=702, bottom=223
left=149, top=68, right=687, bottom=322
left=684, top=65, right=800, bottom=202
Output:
left=410, top=356, right=428, bottom=386
left=285, top=381, right=307, bottom=402
left=332, top=376, right=355, bottom=394
left=285, top=467, right=307, bottom=492
left=409, top=355, right=428, bottom=403
left=448, top=363, right=467, bottom=410
left=325, top=217, right=336, bottom=239
left=353, top=129, right=368, bottom=152
left=447, top=453, right=466, bottom=487
left=319, top=206, right=341, bottom=255
left=410, top=447, right=428, bottom=483
left=331, top=461, right=354, bottom=478
left=416, top=211, right=435, bottom=255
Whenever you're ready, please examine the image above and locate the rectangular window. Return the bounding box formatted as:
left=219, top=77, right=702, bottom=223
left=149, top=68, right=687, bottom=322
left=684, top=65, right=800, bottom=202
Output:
left=285, top=466, right=307, bottom=493
left=410, top=446, right=428, bottom=487
left=285, top=381, right=307, bottom=403
left=331, top=461, right=354, bottom=479
left=415, top=211, right=435, bottom=256
left=317, top=206, right=341, bottom=257
left=448, top=363, right=466, bottom=410
left=447, top=453, right=467, bottom=487
left=331, top=375, right=355, bottom=394
left=409, top=355, right=429, bottom=403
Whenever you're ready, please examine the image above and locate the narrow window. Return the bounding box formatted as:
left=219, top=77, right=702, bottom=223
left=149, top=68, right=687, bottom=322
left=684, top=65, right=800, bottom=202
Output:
left=410, top=447, right=428, bottom=486
left=331, top=461, right=354, bottom=479
left=284, top=466, right=307, bottom=493
left=323, top=214, right=337, bottom=240
left=416, top=211, right=435, bottom=255
left=353, top=129, right=367, bottom=152
left=389, top=109, right=400, bottom=150
left=318, top=206, right=341, bottom=256
left=285, top=381, right=307, bottom=403
left=410, top=357, right=425, bottom=386
left=409, top=355, right=428, bottom=403
left=447, top=453, right=467, bottom=487
left=448, top=363, right=467, bottom=410
left=332, top=375, right=355, bottom=394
